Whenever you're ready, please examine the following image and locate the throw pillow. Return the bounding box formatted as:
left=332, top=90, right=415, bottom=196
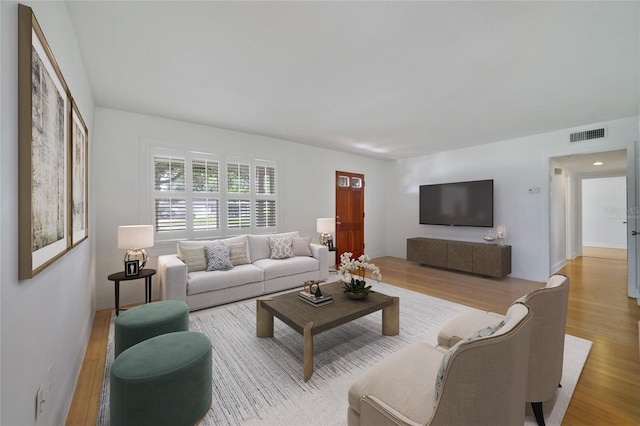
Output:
left=434, top=321, right=505, bottom=400
left=204, top=244, right=233, bottom=271
left=226, top=241, right=251, bottom=265
left=292, top=237, right=312, bottom=257
left=269, top=236, right=294, bottom=259
left=178, top=246, right=207, bottom=272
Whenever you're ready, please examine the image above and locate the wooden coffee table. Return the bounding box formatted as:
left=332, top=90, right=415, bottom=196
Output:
left=256, top=280, right=399, bottom=381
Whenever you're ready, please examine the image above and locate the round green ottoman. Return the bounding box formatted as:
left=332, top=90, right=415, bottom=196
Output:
left=110, top=331, right=212, bottom=426
left=115, top=300, right=189, bottom=358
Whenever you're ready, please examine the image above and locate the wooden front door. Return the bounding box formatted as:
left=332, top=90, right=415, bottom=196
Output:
left=335, top=171, right=365, bottom=262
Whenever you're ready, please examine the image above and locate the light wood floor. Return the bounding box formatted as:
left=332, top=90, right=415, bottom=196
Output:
left=66, top=256, right=640, bottom=425
left=582, top=246, right=627, bottom=261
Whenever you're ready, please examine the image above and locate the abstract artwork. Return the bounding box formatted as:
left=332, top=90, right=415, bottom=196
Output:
left=30, top=39, right=67, bottom=253
left=18, top=5, right=83, bottom=279
left=71, top=101, right=88, bottom=246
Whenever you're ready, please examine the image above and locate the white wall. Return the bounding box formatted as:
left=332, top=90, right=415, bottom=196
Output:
left=92, top=108, right=388, bottom=310
left=582, top=176, right=627, bottom=248
left=0, top=2, right=95, bottom=425
left=386, top=116, right=638, bottom=282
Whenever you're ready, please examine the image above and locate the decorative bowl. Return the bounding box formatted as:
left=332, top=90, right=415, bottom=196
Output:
left=483, top=234, right=496, bottom=242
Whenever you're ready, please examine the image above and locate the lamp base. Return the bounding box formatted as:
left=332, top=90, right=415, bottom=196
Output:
left=319, top=233, right=333, bottom=246
left=124, top=248, right=148, bottom=270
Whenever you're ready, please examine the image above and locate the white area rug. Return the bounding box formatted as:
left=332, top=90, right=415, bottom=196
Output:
left=97, top=282, right=592, bottom=426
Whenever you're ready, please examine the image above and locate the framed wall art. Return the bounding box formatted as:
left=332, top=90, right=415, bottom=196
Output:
left=18, top=5, right=89, bottom=279
left=71, top=99, right=88, bottom=246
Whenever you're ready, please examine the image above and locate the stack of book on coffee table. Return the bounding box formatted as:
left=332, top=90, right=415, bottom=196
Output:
left=298, top=291, right=333, bottom=307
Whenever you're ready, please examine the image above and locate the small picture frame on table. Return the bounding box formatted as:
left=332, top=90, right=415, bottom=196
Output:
left=124, top=260, right=139, bottom=277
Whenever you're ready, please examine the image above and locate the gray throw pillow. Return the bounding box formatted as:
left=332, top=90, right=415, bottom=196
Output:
left=435, top=320, right=505, bottom=400
left=269, top=236, right=294, bottom=259
left=204, top=244, right=233, bottom=271
left=292, top=237, right=312, bottom=257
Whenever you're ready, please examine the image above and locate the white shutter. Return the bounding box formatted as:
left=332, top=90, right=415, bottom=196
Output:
left=255, top=200, right=276, bottom=228
left=256, top=165, right=276, bottom=195
left=227, top=162, right=250, bottom=194
left=227, top=200, right=251, bottom=229
left=192, top=159, right=219, bottom=193
left=154, top=156, right=186, bottom=233
left=155, top=198, right=186, bottom=232
left=193, top=198, right=219, bottom=230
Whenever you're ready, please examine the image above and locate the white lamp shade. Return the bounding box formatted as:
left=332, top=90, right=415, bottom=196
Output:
left=117, top=225, right=154, bottom=249
left=316, top=218, right=335, bottom=233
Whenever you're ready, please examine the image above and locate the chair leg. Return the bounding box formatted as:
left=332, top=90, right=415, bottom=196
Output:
left=531, top=402, right=545, bottom=426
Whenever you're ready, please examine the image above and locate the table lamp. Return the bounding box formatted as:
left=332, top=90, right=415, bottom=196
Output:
left=316, top=218, right=335, bottom=246
left=117, top=225, right=154, bottom=270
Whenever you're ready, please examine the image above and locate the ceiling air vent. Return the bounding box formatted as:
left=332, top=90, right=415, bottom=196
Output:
left=569, top=127, right=606, bottom=143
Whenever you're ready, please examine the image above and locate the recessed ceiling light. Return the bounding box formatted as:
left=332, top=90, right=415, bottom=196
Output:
left=593, top=161, right=604, bottom=166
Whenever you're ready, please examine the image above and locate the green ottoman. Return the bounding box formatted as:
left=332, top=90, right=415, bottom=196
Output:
left=115, top=300, right=189, bottom=358
left=110, top=331, right=212, bottom=426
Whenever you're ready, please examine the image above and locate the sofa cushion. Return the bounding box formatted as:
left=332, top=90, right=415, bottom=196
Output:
left=252, top=256, right=319, bottom=281
left=348, top=341, right=442, bottom=425
left=178, top=246, right=207, bottom=272
left=227, top=241, right=251, bottom=265
left=248, top=232, right=299, bottom=261
left=187, top=264, right=264, bottom=295
left=292, top=237, right=312, bottom=257
left=269, top=237, right=294, bottom=259
left=204, top=245, right=233, bottom=271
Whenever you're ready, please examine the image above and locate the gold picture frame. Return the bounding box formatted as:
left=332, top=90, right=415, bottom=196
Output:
left=18, top=5, right=88, bottom=279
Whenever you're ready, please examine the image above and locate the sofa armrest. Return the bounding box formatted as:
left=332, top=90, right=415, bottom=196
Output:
left=158, top=254, right=188, bottom=303
left=310, top=243, right=329, bottom=281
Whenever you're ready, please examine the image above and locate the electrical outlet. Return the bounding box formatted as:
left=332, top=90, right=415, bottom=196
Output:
left=527, top=187, right=540, bottom=194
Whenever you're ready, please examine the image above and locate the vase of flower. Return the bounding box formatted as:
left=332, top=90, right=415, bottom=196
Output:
left=339, top=252, right=382, bottom=300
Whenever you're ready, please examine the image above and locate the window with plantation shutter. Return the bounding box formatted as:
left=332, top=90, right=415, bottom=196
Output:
left=154, top=157, right=186, bottom=232
left=256, top=165, right=275, bottom=195
left=192, top=158, right=219, bottom=231
left=255, top=161, right=277, bottom=229
left=227, top=199, right=251, bottom=229
left=193, top=198, right=219, bottom=230
left=227, top=162, right=250, bottom=194
left=149, top=146, right=277, bottom=240
left=155, top=198, right=186, bottom=232
left=256, top=200, right=276, bottom=228
left=192, top=159, right=219, bottom=193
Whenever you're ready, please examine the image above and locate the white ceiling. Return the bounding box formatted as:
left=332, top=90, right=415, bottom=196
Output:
left=65, top=1, right=639, bottom=160
left=552, top=148, right=628, bottom=175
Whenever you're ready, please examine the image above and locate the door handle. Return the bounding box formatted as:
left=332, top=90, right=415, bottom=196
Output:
left=632, top=231, right=638, bottom=236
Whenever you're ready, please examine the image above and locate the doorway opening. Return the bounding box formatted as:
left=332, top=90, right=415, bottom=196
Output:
left=549, top=147, right=636, bottom=298
left=581, top=176, right=627, bottom=261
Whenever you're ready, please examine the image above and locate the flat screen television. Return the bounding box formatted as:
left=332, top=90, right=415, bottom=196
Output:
left=419, top=179, right=493, bottom=227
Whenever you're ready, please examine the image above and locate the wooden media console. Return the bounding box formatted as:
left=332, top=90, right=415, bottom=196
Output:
left=406, top=237, right=511, bottom=278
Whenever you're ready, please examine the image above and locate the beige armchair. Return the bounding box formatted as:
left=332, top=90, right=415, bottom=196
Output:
left=437, top=274, right=570, bottom=426
left=347, top=303, right=533, bottom=426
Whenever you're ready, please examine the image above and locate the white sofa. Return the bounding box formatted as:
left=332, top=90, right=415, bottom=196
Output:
left=158, top=232, right=329, bottom=311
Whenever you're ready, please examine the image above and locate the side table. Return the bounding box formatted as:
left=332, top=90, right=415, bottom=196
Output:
left=328, top=246, right=338, bottom=272
left=107, top=269, right=156, bottom=316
